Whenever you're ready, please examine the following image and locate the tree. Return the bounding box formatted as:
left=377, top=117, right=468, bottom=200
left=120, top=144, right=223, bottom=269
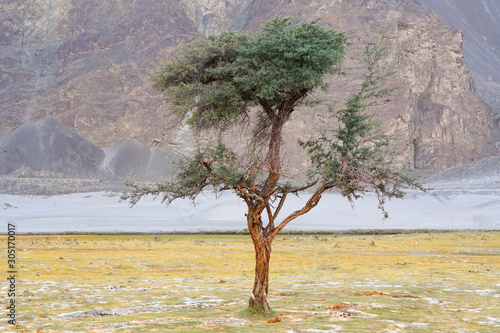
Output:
left=122, top=18, right=424, bottom=314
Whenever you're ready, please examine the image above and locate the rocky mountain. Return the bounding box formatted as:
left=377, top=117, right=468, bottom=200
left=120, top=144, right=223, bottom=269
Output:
left=418, top=0, right=500, bottom=141
left=0, top=0, right=497, bottom=174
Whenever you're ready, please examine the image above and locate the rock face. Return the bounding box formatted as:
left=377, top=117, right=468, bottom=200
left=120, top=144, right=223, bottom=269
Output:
left=0, top=0, right=195, bottom=146
left=418, top=0, right=500, bottom=141
left=0, top=0, right=495, bottom=171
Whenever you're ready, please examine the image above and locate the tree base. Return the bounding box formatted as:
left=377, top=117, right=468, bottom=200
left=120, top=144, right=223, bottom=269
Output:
left=249, top=292, right=272, bottom=313
left=240, top=302, right=276, bottom=318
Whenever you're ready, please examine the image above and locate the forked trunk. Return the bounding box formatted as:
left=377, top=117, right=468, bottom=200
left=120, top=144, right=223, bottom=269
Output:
left=246, top=118, right=282, bottom=314
left=249, top=235, right=272, bottom=313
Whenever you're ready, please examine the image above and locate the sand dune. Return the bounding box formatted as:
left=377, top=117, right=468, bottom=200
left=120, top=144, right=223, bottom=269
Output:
left=2, top=186, right=499, bottom=234
left=0, top=117, right=180, bottom=181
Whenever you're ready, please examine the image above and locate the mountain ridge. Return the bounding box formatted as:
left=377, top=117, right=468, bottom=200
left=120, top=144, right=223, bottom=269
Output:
left=418, top=0, right=500, bottom=141
left=0, top=0, right=497, bottom=173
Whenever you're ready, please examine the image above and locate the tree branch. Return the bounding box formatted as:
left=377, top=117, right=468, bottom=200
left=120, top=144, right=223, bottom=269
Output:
left=269, top=185, right=327, bottom=240
left=264, top=203, right=275, bottom=236
left=265, top=204, right=273, bottom=226
left=272, top=192, right=287, bottom=221
left=270, top=181, right=318, bottom=221
left=237, top=185, right=264, bottom=204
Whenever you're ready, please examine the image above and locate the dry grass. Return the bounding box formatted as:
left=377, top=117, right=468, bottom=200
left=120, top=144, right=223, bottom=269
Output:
left=1, top=232, right=499, bottom=332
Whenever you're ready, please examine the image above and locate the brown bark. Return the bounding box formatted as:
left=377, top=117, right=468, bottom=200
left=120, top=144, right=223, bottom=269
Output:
left=247, top=205, right=272, bottom=313
left=243, top=103, right=311, bottom=314
left=270, top=185, right=328, bottom=240
left=249, top=236, right=271, bottom=313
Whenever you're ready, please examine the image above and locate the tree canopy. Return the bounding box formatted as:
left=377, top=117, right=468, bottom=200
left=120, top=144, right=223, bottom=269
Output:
left=153, top=17, right=347, bottom=135
left=122, top=17, right=424, bottom=314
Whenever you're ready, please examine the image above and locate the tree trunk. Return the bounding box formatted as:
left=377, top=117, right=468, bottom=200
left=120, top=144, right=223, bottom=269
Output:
left=247, top=208, right=273, bottom=314
left=249, top=234, right=272, bottom=313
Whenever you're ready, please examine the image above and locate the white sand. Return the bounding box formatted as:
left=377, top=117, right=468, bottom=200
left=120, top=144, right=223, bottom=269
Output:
left=2, top=185, right=499, bottom=234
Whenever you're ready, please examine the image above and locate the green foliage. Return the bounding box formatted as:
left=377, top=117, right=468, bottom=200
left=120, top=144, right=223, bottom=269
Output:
left=299, top=35, right=424, bottom=217
left=123, top=142, right=263, bottom=206
left=153, top=17, right=347, bottom=133
left=124, top=18, right=424, bottom=225
left=153, top=31, right=251, bottom=131
left=227, top=18, right=346, bottom=101
left=2, top=203, right=16, bottom=209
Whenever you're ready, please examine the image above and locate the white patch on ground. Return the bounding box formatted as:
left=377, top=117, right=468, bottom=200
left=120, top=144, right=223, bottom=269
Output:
left=384, top=320, right=431, bottom=329
left=477, top=317, right=500, bottom=326
left=288, top=329, right=342, bottom=333
left=353, top=282, right=403, bottom=288
left=176, top=296, right=223, bottom=308
left=56, top=296, right=225, bottom=318
left=458, top=289, right=496, bottom=296
left=425, top=298, right=453, bottom=305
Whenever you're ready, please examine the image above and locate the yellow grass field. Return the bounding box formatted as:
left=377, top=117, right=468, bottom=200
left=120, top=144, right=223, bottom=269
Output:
left=1, top=232, right=499, bottom=332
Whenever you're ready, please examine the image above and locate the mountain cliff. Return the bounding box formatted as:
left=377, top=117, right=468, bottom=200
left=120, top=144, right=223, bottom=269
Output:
left=418, top=0, right=500, bottom=141
left=0, top=0, right=495, bottom=172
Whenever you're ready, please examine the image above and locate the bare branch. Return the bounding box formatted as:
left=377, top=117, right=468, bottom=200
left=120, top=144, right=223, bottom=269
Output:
left=269, top=185, right=327, bottom=240
left=272, top=192, right=287, bottom=221
left=263, top=203, right=275, bottom=236
left=265, top=204, right=273, bottom=225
